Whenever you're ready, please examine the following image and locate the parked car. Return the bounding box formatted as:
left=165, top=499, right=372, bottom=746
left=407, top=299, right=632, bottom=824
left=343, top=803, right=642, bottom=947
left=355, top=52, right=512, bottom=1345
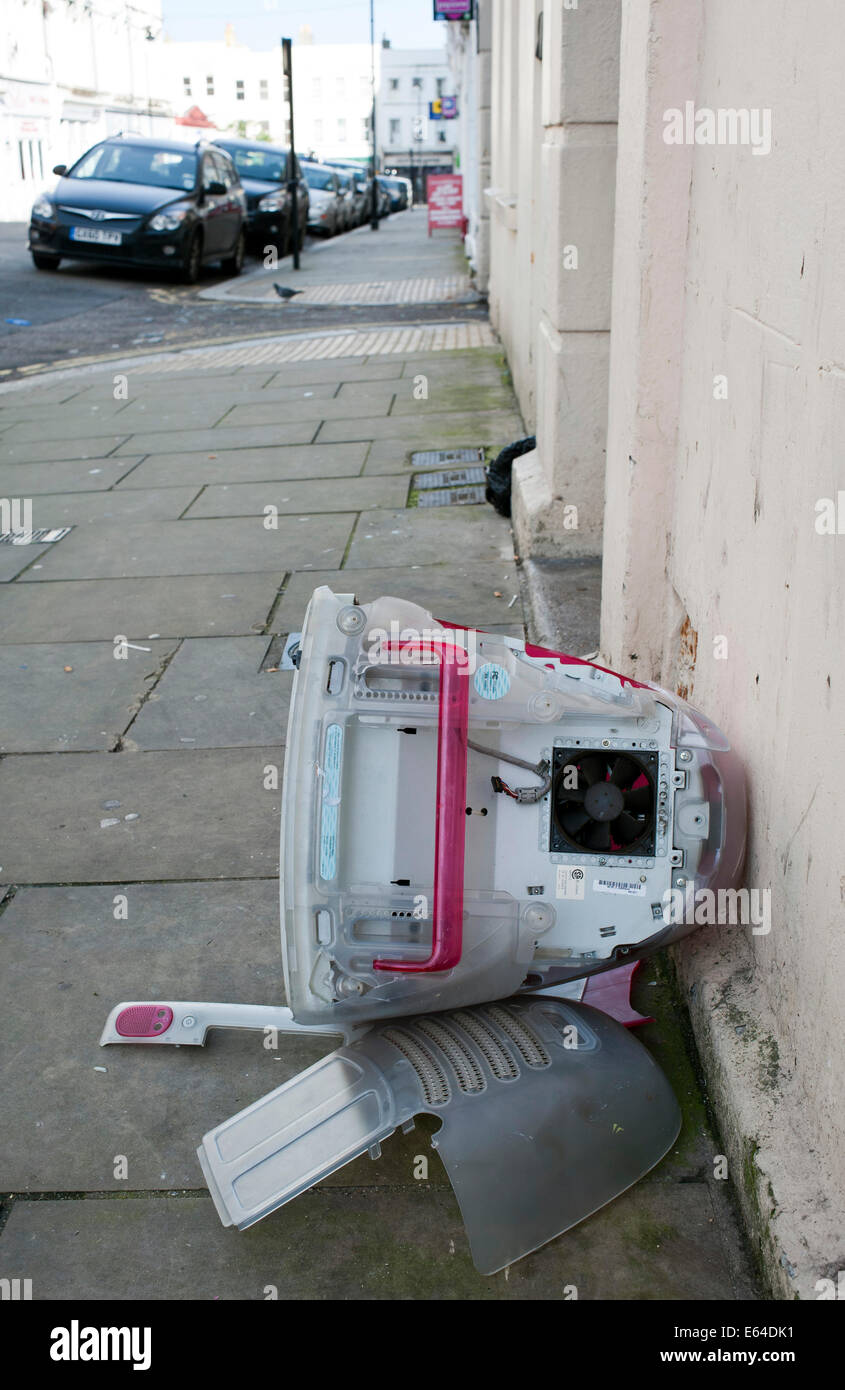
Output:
left=301, top=162, right=344, bottom=236
left=374, top=177, right=392, bottom=219
left=380, top=175, right=409, bottom=212
left=330, top=169, right=359, bottom=231
left=212, top=136, right=308, bottom=258
left=28, top=135, right=246, bottom=282
left=354, top=175, right=379, bottom=225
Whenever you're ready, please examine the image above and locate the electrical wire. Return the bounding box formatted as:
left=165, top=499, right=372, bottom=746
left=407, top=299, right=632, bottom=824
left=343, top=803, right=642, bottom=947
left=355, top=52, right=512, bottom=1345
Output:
left=467, top=738, right=551, bottom=804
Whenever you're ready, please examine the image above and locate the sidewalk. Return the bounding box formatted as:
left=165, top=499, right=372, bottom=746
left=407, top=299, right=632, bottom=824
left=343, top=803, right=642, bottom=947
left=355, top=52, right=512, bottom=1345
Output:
left=0, top=213, right=758, bottom=1299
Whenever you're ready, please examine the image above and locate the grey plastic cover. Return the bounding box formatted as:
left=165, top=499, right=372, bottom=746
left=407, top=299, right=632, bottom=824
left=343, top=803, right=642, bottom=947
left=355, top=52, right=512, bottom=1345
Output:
left=198, top=997, right=680, bottom=1274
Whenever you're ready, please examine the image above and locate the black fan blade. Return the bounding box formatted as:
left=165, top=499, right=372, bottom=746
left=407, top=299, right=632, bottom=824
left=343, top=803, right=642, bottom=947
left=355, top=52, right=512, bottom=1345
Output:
left=561, top=808, right=591, bottom=836
left=586, top=821, right=611, bottom=851
left=609, top=756, right=639, bottom=789
left=555, top=781, right=585, bottom=803
left=579, top=755, right=606, bottom=787
left=612, top=812, right=643, bottom=845
left=624, top=785, right=653, bottom=814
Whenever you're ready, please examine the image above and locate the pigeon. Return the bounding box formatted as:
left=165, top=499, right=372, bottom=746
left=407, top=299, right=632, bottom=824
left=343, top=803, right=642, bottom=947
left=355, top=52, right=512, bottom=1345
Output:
left=273, top=284, right=303, bottom=299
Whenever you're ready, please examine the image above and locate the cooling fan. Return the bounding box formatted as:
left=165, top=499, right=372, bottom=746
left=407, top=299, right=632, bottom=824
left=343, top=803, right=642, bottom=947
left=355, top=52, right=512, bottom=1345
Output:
left=551, top=748, right=657, bottom=856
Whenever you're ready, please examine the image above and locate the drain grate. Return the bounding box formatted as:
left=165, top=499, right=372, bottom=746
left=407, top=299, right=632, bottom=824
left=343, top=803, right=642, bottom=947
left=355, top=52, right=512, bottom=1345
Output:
left=0, top=527, right=72, bottom=546
left=416, top=485, right=486, bottom=508
left=411, top=448, right=485, bottom=469
left=413, top=466, right=486, bottom=490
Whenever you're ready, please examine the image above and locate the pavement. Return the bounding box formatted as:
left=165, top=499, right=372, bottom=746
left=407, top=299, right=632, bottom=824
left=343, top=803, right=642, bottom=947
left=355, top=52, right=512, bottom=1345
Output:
left=0, top=210, right=760, bottom=1300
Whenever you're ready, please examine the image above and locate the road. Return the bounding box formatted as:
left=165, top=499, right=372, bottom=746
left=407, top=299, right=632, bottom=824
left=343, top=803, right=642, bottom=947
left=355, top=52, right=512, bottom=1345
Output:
left=0, top=219, right=486, bottom=378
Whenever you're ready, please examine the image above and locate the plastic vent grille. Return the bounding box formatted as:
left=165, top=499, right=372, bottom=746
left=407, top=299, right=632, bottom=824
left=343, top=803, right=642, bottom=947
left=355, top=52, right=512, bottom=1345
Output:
left=383, top=1027, right=451, bottom=1107
left=481, top=1006, right=551, bottom=1070
left=451, top=1010, right=520, bottom=1081
left=414, top=1017, right=486, bottom=1094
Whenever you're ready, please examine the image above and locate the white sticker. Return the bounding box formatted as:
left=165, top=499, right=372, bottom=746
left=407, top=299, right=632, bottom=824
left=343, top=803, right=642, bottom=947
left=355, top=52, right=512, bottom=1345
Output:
left=593, top=878, right=646, bottom=897
left=556, top=866, right=586, bottom=900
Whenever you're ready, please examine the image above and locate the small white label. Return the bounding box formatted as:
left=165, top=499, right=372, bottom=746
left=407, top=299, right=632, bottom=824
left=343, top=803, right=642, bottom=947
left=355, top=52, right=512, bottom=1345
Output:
left=556, top=866, right=586, bottom=900
left=593, top=878, right=646, bottom=897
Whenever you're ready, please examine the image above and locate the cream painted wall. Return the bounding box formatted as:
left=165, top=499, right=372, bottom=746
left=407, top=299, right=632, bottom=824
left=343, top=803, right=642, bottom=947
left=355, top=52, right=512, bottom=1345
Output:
left=601, top=0, right=845, bottom=1293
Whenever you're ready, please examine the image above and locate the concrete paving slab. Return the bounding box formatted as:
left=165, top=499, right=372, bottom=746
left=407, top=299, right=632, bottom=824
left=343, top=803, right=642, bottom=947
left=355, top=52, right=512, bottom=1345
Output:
left=0, top=880, right=331, bottom=1191
left=0, top=573, right=284, bottom=643
left=318, top=409, right=524, bottom=446
left=264, top=358, right=406, bottom=387
left=114, top=442, right=368, bottom=490
left=0, top=543, right=55, bottom=582
left=0, top=434, right=131, bottom=464
left=0, top=1179, right=744, bottom=1300
left=0, top=640, right=177, bottom=753
left=69, top=369, right=277, bottom=402
left=345, top=506, right=515, bottom=570
left=390, top=384, right=518, bottom=416
left=20, top=514, right=353, bottom=580
left=0, top=456, right=144, bottom=495
left=218, top=394, right=397, bottom=429
left=112, top=421, right=317, bottom=455
left=24, top=487, right=200, bottom=527
left=3, top=412, right=141, bottom=444
left=114, top=380, right=342, bottom=415
left=273, top=564, right=525, bottom=631
left=0, top=400, right=130, bottom=428
left=0, top=747, right=281, bottom=882
left=184, top=475, right=409, bottom=519
left=128, top=637, right=291, bottom=750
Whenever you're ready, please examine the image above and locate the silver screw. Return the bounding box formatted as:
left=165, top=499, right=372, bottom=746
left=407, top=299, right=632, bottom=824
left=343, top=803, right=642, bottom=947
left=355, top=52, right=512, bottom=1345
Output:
left=678, top=750, right=692, bottom=762
left=676, top=877, right=686, bottom=887
left=182, top=1015, right=196, bottom=1028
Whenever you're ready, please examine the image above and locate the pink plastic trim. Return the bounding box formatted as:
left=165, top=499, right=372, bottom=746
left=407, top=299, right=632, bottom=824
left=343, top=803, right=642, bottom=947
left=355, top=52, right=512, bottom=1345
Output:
left=115, top=1004, right=174, bottom=1038
left=374, top=640, right=469, bottom=973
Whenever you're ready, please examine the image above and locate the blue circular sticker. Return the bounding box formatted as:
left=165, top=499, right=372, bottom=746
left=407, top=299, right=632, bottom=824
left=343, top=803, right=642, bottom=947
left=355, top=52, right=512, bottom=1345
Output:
left=474, top=662, right=511, bottom=700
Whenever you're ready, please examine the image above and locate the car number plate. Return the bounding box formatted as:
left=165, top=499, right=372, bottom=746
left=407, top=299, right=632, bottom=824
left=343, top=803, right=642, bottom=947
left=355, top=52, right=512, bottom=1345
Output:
left=70, top=227, right=122, bottom=245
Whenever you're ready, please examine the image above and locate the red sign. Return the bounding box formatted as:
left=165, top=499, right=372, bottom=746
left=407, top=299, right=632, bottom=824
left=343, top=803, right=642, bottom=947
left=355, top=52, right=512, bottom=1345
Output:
left=427, top=173, right=464, bottom=234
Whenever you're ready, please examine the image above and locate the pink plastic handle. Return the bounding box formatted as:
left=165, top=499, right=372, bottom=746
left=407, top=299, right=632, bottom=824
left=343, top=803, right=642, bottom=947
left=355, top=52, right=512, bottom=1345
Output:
left=374, top=640, right=469, bottom=973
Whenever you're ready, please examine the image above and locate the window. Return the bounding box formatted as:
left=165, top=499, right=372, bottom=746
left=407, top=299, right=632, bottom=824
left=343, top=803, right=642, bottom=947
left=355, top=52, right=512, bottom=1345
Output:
left=259, top=79, right=268, bottom=100
left=362, top=117, right=371, bottom=141
left=235, top=79, right=244, bottom=101
left=337, top=117, right=346, bottom=142
left=389, top=78, right=399, bottom=92
left=183, top=77, right=192, bottom=95
left=437, top=129, right=447, bottom=143
left=412, top=76, right=423, bottom=89
left=436, top=77, right=445, bottom=96
left=206, top=76, right=214, bottom=96
left=389, top=118, right=401, bottom=143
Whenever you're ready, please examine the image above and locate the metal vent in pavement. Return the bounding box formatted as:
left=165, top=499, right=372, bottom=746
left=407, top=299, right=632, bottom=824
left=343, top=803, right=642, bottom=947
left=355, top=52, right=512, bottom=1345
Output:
left=414, top=466, right=486, bottom=490
left=411, top=448, right=485, bottom=469
left=416, top=486, right=486, bottom=507
left=0, top=527, right=72, bottom=546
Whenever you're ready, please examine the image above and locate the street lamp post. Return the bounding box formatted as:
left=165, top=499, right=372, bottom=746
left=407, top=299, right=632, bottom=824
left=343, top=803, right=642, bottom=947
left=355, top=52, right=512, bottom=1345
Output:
left=282, top=37, right=300, bottom=269
left=370, top=0, right=378, bottom=230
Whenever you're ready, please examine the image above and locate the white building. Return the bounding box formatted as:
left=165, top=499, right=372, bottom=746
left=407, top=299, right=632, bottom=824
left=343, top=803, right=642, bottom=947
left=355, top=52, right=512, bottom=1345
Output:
left=161, top=29, right=454, bottom=190
left=1, top=0, right=172, bottom=221
left=377, top=42, right=455, bottom=198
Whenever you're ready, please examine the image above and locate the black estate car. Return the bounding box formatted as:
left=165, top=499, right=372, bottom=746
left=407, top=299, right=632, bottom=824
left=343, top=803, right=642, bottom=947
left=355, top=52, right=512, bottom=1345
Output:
left=212, top=137, right=309, bottom=258
left=28, top=135, right=247, bottom=282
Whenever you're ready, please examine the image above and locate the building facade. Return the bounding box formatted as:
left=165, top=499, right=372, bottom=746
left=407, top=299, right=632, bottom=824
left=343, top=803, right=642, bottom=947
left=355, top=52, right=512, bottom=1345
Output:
left=1, top=0, right=172, bottom=221
left=449, top=0, right=845, bottom=1297
left=161, top=30, right=454, bottom=187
